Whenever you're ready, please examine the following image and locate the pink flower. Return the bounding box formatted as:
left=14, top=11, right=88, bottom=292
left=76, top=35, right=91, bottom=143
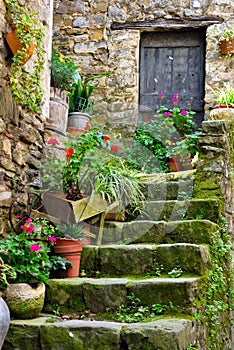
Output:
left=48, top=236, right=56, bottom=243
left=65, top=148, right=75, bottom=158
left=48, top=138, right=59, bottom=145
left=26, top=225, right=34, bottom=234
left=30, top=244, right=41, bottom=252
left=180, top=110, right=188, bottom=116
left=111, top=145, right=120, bottom=152
left=159, top=93, right=164, bottom=98
left=15, top=215, right=20, bottom=219
left=20, top=225, right=26, bottom=230
left=144, top=117, right=149, bottom=123
left=25, top=218, right=32, bottom=223
left=164, top=112, right=171, bottom=117
left=173, top=93, right=179, bottom=98
left=172, top=97, right=178, bottom=103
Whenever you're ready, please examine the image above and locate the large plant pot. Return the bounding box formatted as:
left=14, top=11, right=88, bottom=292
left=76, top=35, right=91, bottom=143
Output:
left=67, top=112, right=91, bottom=131
left=219, top=38, right=234, bottom=54
left=0, top=295, right=10, bottom=348
left=46, top=87, right=69, bottom=135
left=3, top=283, right=45, bottom=319
left=5, top=27, right=35, bottom=65
left=53, top=238, right=82, bottom=277
left=210, top=106, right=234, bottom=121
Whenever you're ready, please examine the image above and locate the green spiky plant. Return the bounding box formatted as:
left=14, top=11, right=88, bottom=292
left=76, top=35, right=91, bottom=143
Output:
left=69, top=72, right=109, bottom=113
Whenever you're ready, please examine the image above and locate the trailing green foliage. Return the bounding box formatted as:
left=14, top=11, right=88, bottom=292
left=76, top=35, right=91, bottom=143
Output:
left=193, top=216, right=233, bottom=349
left=5, top=0, right=45, bottom=113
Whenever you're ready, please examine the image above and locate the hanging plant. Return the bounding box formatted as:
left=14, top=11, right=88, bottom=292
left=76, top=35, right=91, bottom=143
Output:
left=5, top=0, right=45, bottom=113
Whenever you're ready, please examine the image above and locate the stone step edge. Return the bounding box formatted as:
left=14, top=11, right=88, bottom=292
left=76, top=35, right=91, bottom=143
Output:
left=48, top=276, right=200, bottom=285
left=9, top=314, right=193, bottom=328
left=6, top=316, right=195, bottom=349
left=136, top=169, right=196, bottom=183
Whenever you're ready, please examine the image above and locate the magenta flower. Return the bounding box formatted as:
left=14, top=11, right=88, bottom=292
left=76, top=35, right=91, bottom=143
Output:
left=25, top=218, right=32, bottom=223
left=48, top=138, right=59, bottom=145
left=180, top=110, right=188, bottom=116
left=15, top=215, right=20, bottom=219
left=173, top=93, right=179, bottom=98
left=164, top=112, right=171, bottom=118
left=26, top=225, right=34, bottom=234
left=48, top=236, right=56, bottom=243
left=172, top=97, right=178, bottom=103
left=30, top=244, right=41, bottom=252
left=159, top=93, right=164, bottom=98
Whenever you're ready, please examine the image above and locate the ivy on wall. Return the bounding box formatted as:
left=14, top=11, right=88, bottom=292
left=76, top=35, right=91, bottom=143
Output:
left=5, top=0, right=45, bottom=113
left=194, top=216, right=233, bottom=349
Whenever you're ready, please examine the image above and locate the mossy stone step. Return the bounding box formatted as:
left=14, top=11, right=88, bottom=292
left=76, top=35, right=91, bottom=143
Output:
left=141, top=179, right=195, bottom=201
left=3, top=316, right=195, bottom=350
left=138, top=199, right=220, bottom=222
left=80, top=243, right=211, bottom=276
left=44, top=276, right=201, bottom=315
left=101, top=220, right=219, bottom=245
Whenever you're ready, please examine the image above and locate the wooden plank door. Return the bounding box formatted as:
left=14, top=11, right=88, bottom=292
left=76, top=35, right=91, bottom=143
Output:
left=139, top=29, right=206, bottom=126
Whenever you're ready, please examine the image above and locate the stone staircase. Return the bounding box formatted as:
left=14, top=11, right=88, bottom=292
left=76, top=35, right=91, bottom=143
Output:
left=3, top=170, right=232, bottom=349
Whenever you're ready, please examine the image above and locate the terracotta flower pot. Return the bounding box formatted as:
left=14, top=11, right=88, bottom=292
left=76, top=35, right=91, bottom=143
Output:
left=5, top=27, right=35, bottom=65
left=219, top=38, right=234, bottom=54
left=3, top=283, right=45, bottom=319
left=53, top=238, right=83, bottom=277
left=168, top=156, right=182, bottom=172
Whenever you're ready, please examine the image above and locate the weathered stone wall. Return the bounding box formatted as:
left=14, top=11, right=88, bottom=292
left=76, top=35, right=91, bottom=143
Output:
left=194, top=118, right=234, bottom=235
left=0, top=0, right=52, bottom=235
left=53, top=0, right=234, bottom=131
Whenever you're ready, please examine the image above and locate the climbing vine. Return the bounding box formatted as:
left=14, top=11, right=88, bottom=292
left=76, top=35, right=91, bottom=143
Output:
left=194, top=216, right=233, bottom=349
left=5, top=0, right=45, bottom=113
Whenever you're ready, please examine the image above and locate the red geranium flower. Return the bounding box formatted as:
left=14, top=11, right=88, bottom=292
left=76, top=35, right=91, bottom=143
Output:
left=65, top=148, right=75, bottom=158
left=111, top=145, right=120, bottom=152
left=103, top=135, right=110, bottom=141
left=144, top=117, right=149, bottom=123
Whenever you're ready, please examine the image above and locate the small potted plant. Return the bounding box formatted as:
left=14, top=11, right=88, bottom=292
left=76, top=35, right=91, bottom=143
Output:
left=67, top=72, right=109, bottom=134
left=51, top=223, right=93, bottom=278
left=49, top=255, right=73, bottom=279
left=210, top=83, right=234, bottom=120
left=210, top=22, right=234, bottom=54
left=48, top=50, right=80, bottom=134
